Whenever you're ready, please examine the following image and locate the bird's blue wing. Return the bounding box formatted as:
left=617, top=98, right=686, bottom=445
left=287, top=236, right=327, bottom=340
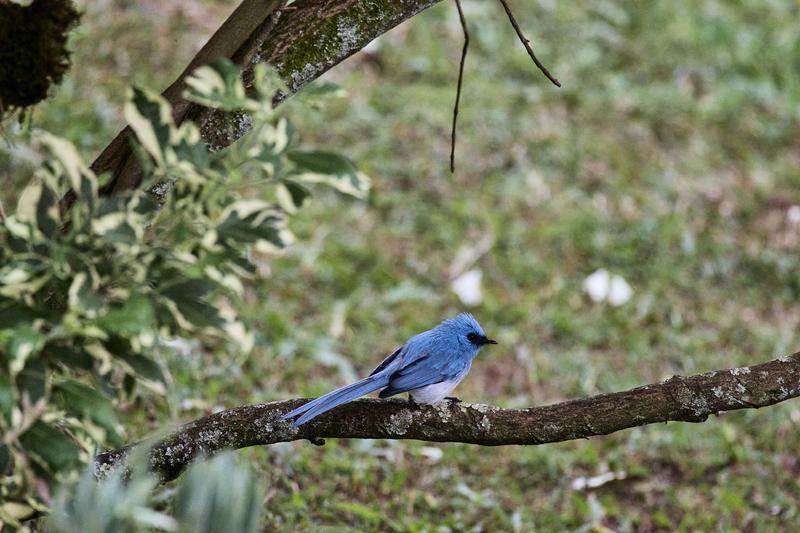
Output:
left=379, top=353, right=465, bottom=398
left=369, top=346, right=404, bottom=376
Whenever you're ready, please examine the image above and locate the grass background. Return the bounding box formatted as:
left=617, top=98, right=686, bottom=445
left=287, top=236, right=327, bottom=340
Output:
left=3, top=0, right=800, bottom=530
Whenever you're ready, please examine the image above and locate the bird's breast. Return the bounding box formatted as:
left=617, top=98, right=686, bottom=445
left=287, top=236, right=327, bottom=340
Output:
left=409, top=378, right=462, bottom=405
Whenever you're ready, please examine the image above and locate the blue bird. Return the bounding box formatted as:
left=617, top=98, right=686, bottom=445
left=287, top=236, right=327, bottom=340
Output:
left=281, top=313, right=497, bottom=427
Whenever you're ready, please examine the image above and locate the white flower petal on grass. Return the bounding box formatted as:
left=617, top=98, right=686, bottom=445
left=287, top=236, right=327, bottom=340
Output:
left=608, top=275, right=634, bottom=306
left=451, top=269, right=483, bottom=306
left=455, top=482, right=479, bottom=501
left=328, top=301, right=347, bottom=339
left=420, top=446, right=443, bottom=462
left=787, top=205, right=800, bottom=224
left=448, top=234, right=494, bottom=279
left=583, top=269, right=634, bottom=306
left=571, top=471, right=627, bottom=491
left=582, top=269, right=610, bottom=302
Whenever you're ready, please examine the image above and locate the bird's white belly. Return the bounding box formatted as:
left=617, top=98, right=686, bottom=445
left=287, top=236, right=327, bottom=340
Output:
left=409, top=379, right=462, bottom=405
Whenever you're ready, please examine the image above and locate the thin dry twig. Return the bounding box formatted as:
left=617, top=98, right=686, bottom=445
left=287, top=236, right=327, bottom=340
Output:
left=450, top=0, right=469, bottom=173
left=496, top=0, right=561, bottom=87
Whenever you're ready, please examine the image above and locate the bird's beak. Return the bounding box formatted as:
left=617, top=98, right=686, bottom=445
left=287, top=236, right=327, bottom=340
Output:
left=484, top=337, right=498, bottom=345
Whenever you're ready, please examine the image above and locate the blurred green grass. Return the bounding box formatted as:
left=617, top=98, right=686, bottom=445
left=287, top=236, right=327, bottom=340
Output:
left=4, top=0, right=800, bottom=530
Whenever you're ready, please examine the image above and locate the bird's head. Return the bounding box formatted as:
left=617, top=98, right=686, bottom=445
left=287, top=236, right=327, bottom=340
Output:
left=439, top=313, right=497, bottom=352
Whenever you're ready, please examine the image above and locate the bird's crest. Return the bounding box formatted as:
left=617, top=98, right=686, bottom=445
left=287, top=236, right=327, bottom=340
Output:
left=439, top=312, right=485, bottom=336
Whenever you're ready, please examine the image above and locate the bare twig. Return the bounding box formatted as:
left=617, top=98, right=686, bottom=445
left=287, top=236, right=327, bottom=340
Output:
left=96, top=352, right=800, bottom=483
left=450, top=0, right=469, bottom=173
left=496, top=0, right=561, bottom=87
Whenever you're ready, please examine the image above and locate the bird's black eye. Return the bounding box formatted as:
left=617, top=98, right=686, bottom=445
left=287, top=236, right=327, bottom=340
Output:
left=467, top=332, right=479, bottom=343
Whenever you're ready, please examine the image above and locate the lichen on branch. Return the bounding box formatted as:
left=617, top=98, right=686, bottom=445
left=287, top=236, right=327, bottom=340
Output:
left=96, top=352, right=800, bottom=483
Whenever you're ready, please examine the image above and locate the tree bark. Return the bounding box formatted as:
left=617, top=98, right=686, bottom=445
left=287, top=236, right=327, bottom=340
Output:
left=95, top=351, right=800, bottom=483
left=90, top=0, right=444, bottom=196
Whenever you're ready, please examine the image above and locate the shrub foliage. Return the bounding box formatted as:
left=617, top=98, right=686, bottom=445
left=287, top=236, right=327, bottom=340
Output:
left=0, top=59, right=368, bottom=524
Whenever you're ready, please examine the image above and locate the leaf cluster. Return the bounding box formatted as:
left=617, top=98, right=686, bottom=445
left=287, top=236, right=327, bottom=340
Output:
left=0, top=59, right=369, bottom=524
left=48, top=452, right=262, bottom=533
left=0, top=0, right=81, bottom=115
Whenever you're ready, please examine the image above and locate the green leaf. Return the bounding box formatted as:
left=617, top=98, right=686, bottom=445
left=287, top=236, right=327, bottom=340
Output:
left=52, top=378, right=121, bottom=445
left=5, top=325, right=46, bottom=377
left=91, top=212, right=141, bottom=245
left=216, top=200, right=284, bottom=246
left=124, top=87, right=174, bottom=167
left=19, top=421, right=81, bottom=474
left=183, top=58, right=250, bottom=111
left=295, top=80, right=346, bottom=102
left=97, top=292, right=155, bottom=336
left=288, top=149, right=356, bottom=176
left=161, top=279, right=223, bottom=329
left=68, top=272, right=104, bottom=317
left=250, top=118, right=293, bottom=159
left=0, top=373, right=14, bottom=416
left=250, top=62, right=287, bottom=100
left=230, top=255, right=257, bottom=275
left=0, top=259, right=50, bottom=299
left=175, top=454, right=263, bottom=533
left=122, top=373, right=136, bottom=397
left=48, top=344, right=94, bottom=371
left=101, top=335, right=166, bottom=384
left=170, top=298, right=223, bottom=329
left=118, top=353, right=165, bottom=384
left=276, top=180, right=310, bottom=214
left=14, top=180, right=59, bottom=238
left=0, top=299, right=38, bottom=330
left=96, top=193, right=130, bottom=217
left=49, top=464, right=174, bottom=532
left=0, top=444, right=10, bottom=476
left=15, top=358, right=47, bottom=404
left=38, top=133, right=98, bottom=202
left=131, top=192, right=161, bottom=216
left=36, top=183, right=59, bottom=237
left=162, top=279, right=215, bottom=300
left=287, top=150, right=371, bottom=199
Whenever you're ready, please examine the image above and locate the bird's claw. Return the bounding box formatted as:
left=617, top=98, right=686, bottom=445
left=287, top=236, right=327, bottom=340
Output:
left=445, top=396, right=463, bottom=404
left=307, top=436, right=326, bottom=446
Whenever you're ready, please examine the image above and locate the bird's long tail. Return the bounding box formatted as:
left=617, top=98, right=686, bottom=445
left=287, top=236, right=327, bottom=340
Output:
left=281, top=373, right=390, bottom=427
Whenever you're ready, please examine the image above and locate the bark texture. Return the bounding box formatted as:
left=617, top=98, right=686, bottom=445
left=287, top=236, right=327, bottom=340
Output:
left=90, top=0, right=444, bottom=196
left=95, top=352, right=800, bottom=483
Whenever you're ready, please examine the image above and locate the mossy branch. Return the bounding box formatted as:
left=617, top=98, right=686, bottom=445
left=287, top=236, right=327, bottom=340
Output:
left=90, top=0, right=444, bottom=196
left=96, top=352, right=800, bottom=483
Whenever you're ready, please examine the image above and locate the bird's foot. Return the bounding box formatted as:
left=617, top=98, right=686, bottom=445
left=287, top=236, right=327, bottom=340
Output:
left=307, top=436, right=326, bottom=446
left=445, top=396, right=463, bottom=404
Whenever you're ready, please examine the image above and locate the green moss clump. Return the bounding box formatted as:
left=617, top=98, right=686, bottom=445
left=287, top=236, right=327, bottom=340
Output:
left=0, top=0, right=81, bottom=113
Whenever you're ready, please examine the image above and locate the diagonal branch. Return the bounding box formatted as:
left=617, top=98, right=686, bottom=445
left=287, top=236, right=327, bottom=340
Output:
left=91, top=0, right=286, bottom=195
left=90, top=0, right=446, bottom=196
left=95, top=352, right=800, bottom=483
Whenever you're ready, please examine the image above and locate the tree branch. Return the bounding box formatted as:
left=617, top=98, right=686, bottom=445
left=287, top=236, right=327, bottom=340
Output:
left=96, top=352, right=800, bottom=483
left=90, top=0, right=445, bottom=196
left=91, top=0, right=286, bottom=195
